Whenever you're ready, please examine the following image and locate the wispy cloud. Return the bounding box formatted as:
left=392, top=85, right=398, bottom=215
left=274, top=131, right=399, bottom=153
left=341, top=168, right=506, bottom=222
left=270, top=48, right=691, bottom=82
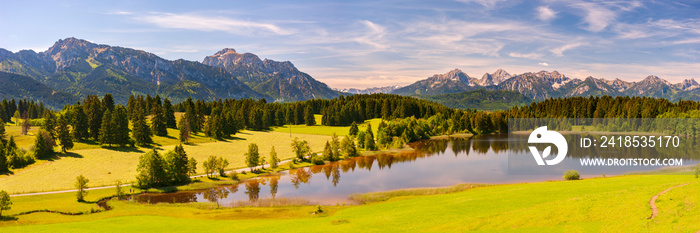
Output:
left=509, top=52, right=544, bottom=59
left=455, top=0, right=509, bottom=9
left=550, top=42, right=586, bottom=56
left=536, top=6, right=557, bottom=21
left=137, top=12, right=293, bottom=35
left=538, top=62, right=550, bottom=66
left=353, top=20, right=388, bottom=49
left=572, top=2, right=616, bottom=32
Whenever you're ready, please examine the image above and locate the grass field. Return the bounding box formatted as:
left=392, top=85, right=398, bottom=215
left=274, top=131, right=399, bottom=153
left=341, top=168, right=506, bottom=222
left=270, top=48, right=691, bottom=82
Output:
left=272, top=116, right=383, bottom=136
left=0, top=174, right=696, bottom=232
left=0, top=130, right=331, bottom=194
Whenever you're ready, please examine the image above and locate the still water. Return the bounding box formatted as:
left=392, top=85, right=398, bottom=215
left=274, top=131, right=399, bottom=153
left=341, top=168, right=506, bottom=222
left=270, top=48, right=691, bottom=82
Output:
left=133, top=134, right=698, bottom=205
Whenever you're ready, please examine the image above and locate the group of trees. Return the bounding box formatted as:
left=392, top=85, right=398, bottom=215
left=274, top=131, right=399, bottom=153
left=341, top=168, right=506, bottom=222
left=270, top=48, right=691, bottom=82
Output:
left=135, top=145, right=195, bottom=189
left=203, top=155, right=229, bottom=178
left=0, top=98, right=51, bottom=124
left=0, top=136, right=34, bottom=174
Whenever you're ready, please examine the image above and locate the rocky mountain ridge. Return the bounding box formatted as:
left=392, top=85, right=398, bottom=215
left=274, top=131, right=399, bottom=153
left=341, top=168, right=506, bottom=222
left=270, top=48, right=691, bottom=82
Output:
left=393, top=68, right=699, bottom=101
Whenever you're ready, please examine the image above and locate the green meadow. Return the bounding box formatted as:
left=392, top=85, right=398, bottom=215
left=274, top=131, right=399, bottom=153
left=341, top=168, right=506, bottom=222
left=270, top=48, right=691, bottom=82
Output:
left=0, top=174, right=696, bottom=232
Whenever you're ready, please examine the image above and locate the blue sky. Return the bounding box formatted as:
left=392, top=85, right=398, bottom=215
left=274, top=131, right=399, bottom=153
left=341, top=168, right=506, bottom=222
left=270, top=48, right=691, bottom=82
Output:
left=1, top=0, right=699, bottom=88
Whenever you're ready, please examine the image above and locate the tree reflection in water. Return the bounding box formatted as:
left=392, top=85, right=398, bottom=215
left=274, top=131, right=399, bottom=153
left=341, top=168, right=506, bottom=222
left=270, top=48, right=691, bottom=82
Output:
left=245, top=179, right=262, bottom=201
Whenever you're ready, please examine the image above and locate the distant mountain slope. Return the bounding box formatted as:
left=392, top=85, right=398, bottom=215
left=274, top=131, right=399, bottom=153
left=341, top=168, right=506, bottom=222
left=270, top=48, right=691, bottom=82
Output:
left=393, top=68, right=700, bottom=101
left=0, top=71, right=79, bottom=108
left=0, top=38, right=269, bottom=104
left=415, top=89, right=531, bottom=111
left=202, top=48, right=340, bottom=101
left=392, top=69, right=481, bottom=95
left=338, top=85, right=402, bottom=94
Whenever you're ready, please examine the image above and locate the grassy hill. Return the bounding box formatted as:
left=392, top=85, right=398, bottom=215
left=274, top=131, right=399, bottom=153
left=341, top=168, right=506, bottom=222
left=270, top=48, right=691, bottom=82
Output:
left=414, top=89, right=532, bottom=111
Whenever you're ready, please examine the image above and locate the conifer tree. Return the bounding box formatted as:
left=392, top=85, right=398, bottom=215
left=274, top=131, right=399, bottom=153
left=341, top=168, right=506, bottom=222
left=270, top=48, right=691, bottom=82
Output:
left=84, top=95, right=103, bottom=140
left=178, top=116, right=191, bottom=143
left=304, top=105, right=316, bottom=126
left=0, top=143, right=8, bottom=173
left=41, top=111, right=56, bottom=140
left=322, top=141, right=333, bottom=161
left=33, top=130, right=55, bottom=159
left=132, top=105, right=152, bottom=146
left=98, top=109, right=113, bottom=145
left=111, top=106, right=130, bottom=147
left=150, top=104, right=168, bottom=137
left=56, top=114, right=73, bottom=153
left=72, top=104, right=89, bottom=141
left=102, top=94, right=115, bottom=112
left=163, top=98, right=177, bottom=128
left=0, top=118, right=5, bottom=142
left=349, top=121, right=359, bottom=136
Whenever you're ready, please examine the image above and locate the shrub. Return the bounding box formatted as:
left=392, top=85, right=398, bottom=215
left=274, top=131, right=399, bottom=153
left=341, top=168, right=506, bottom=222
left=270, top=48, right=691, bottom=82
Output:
left=695, top=164, right=699, bottom=178
left=311, top=155, right=325, bottom=165
left=230, top=171, right=239, bottom=180
left=564, top=170, right=580, bottom=180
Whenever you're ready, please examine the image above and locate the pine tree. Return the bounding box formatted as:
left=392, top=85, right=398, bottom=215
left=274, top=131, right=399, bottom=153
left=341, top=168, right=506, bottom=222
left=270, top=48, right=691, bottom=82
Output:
left=102, top=94, right=115, bottom=112
left=0, top=142, right=8, bottom=173
left=41, top=111, right=56, bottom=140
left=56, top=114, right=73, bottom=153
left=150, top=104, right=168, bottom=137
left=330, top=133, right=340, bottom=161
left=0, top=118, right=5, bottom=142
left=33, top=130, right=55, bottom=159
left=178, top=116, right=191, bottom=143
left=71, top=104, right=89, bottom=141
left=163, top=98, right=177, bottom=128
left=98, top=109, right=113, bottom=145
left=304, top=105, right=316, bottom=126
left=349, top=121, right=359, bottom=136
left=322, top=141, right=333, bottom=161
left=132, top=105, right=152, bottom=146
left=84, top=95, right=103, bottom=140
left=364, top=124, right=377, bottom=151
left=111, top=106, right=130, bottom=147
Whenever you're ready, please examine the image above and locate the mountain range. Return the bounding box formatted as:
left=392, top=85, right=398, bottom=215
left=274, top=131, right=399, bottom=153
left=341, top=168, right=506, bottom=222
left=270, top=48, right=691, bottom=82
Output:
left=1, top=37, right=698, bottom=110
left=392, top=69, right=700, bottom=101
left=0, top=38, right=340, bottom=107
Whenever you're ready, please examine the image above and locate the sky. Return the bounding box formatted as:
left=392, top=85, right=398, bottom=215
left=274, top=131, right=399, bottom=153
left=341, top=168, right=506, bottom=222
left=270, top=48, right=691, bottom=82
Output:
left=1, top=0, right=699, bottom=89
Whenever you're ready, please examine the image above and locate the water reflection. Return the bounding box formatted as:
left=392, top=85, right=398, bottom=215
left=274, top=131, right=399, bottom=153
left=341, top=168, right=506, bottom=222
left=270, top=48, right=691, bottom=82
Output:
left=133, top=134, right=699, bottom=206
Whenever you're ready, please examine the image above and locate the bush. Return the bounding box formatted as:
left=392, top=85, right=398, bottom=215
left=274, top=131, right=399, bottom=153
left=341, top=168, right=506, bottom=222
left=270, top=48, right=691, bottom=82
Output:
left=311, top=155, right=325, bottom=165
left=695, top=164, right=699, bottom=178
left=230, top=171, right=239, bottom=181
left=564, top=170, right=580, bottom=180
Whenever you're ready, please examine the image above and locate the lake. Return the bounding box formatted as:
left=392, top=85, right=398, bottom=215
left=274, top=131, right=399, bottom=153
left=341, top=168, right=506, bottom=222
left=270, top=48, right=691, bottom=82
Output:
left=132, top=134, right=699, bottom=205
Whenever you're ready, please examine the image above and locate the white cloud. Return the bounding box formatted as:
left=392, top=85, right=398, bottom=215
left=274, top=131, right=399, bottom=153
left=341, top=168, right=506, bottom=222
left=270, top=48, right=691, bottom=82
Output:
left=138, top=12, right=293, bottom=35
left=536, top=6, right=557, bottom=21
left=573, top=2, right=616, bottom=32
left=353, top=20, right=388, bottom=49
left=550, top=42, right=586, bottom=56
left=509, top=52, right=543, bottom=59
left=538, top=62, right=549, bottom=66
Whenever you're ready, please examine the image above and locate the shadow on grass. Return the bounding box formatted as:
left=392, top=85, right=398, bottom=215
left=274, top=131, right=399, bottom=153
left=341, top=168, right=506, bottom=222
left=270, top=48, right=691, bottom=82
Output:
left=99, top=146, right=145, bottom=153
left=0, top=216, right=18, bottom=221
